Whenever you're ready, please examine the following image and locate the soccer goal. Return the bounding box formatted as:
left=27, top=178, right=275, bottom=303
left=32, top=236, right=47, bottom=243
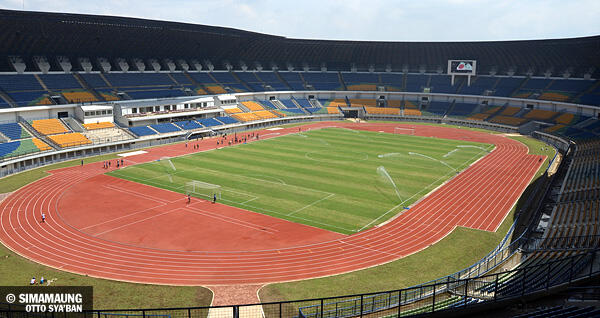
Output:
left=394, top=127, right=415, bottom=135
left=185, top=180, right=222, bottom=200
left=157, top=157, right=176, bottom=182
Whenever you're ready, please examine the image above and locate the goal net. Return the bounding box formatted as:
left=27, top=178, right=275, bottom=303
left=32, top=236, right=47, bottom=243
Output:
left=158, top=157, right=176, bottom=182
left=394, top=127, right=415, bottom=135
left=185, top=180, right=222, bottom=200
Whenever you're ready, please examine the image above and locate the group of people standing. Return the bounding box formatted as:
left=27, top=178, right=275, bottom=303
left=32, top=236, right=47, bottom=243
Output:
left=102, top=158, right=124, bottom=169
left=216, top=132, right=259, bottom=147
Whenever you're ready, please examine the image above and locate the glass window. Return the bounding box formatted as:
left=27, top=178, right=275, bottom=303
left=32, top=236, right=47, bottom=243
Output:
left=102, top=110, right=107, bottom=115
left=107, top=110, right=112, bottom=114
left=132, top=108, right=137, bottom=113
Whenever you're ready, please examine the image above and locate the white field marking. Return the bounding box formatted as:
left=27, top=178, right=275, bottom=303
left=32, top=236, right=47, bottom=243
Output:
left=185, top=207, right=278, bottom=234
left=266, top=127, right=283, bottom=131
left=443, top=149, right=459, bottom=158
left=93, top=209, right=179, bottom=236
left=102, top=184, right=171, bottom=204
left=357, top=145, right=493, bottom=231
left=80, top=201, right=168, bottom=231
left=214, top=195, right=355, bottom=233
left=294, top=133, right=308, bottom=138
left=377, top=153, right=403, bottom=158
left=340, top=240, right=401, bottom=257
left=287, top=193, right=335, bottom=216
left=117, top=150, right=148, bottom=157
left=191, top=165, right=334, bottom=196
left=408, top=152, right=457, bottom=171
left=241, top=197, right=259, bottom=204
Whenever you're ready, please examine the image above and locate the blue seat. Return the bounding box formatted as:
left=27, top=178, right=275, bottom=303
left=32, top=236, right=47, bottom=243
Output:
left=149, top=123, right=181, bottom=133
left=0, top=123, right=27, bottom=140
left=215, top=116, right=238, bottom=125
left=38, top=74, right=82, bottom=90
left=129, top=126, right=157, bottom=136
left=197, top=118, right=221, bottom=127
left=0, top=141, right=21, bottom=157
left=173, top=120, right=202, bottom=130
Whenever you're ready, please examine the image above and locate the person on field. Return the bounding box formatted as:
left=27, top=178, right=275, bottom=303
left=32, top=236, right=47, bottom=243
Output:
left=30, top=277, right=36, bottom=285
left=41, top=212, right=46, bottom=223
left=213, top=193, right=217, bottom=204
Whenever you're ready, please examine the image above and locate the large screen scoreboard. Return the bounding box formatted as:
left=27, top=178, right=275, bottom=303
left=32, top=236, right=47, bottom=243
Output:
left=447, top=60, right=477, bottom=75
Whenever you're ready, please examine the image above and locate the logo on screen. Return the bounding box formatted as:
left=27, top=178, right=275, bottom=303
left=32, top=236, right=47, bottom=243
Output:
left=456, top=62, right=473, bottom=71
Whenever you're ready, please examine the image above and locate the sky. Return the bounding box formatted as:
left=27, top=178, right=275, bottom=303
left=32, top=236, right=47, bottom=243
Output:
left=0, top=0, right=599, bottom=42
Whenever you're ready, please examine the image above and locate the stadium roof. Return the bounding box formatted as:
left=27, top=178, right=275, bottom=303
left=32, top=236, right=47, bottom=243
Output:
left=1, top=9, right=599, bottom=77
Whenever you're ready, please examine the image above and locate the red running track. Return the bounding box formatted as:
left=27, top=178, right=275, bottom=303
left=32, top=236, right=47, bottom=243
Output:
left=0, top=122, right=543, bottom=285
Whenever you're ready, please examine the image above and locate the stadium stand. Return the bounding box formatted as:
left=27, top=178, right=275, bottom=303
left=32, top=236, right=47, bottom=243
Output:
left=173, top=120, right=203, bottom=130
left=62, top=91, right=99, bottom=103
left=0, top=138, right=51, bottom=159
left=197, top=118, right=222, bottom=127
left=302, top=72, right=342, bottom=90
left=423, top=101, right=451, bottom=116
left=348, top=99, right=377, bottom=107
left=447, top=102, right=479, bottom=117
left=149, top=123, right=181, bottom=133
left=31, top=119, right=69, bottom=135
left=214, top=116, right=238, bottom=125
left=0, top=123, right=30, bottom=140
left=458, top=76, right=497, bottom=95
left=468, top=106, right=501, bottom=121
left=128, top=126, right=157, bottom=137
left=224, top=107, right=243, bottom=114
left=231, top=112, right=261, bottom=122
left=38, top=74, right=82, bottom=90
left=364, top=107, right=400, bottom=115
left=240, top=101, right=265, bottom=111
left=48, top=132, right=92, bottom=148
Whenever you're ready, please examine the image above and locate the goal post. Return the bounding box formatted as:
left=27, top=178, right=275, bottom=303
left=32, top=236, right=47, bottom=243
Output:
left=185, top=180, right=222, bottom=200
left=158, top=156, right=176, bottom=171
left=394, top=127, right=415, bottom=135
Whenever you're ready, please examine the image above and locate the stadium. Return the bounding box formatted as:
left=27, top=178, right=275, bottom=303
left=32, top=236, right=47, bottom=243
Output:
left=0, top=6, right=598, bottom=318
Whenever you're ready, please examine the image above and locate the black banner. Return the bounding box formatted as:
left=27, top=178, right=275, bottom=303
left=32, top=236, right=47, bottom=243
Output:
left=0, top=286, right=93, bottom=315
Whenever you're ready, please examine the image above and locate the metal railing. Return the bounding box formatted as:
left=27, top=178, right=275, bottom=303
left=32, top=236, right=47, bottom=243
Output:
left=3, top=250, right=596, bottom=318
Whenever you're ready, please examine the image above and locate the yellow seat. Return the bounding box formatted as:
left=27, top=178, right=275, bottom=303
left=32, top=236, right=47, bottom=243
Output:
left=364, top=107, right=399, bottom=115
left=349, top=99, right=377, bottom=107
left=32, top=119, right=69, bottom=135
left=347, top=84, right=377, bottom=91
left=404, top=109, right=422, bottom=116
left=48, top=133, right=92, bottom=148
left=241, top=101, right=265, bottom=111
left=489, top=116, right=529, bottom=126
left=554, top=113, right=575, bottom=125
left=500, top=107, right=521, bottom=116
left=205, top=85, right=227, bottom=94
left=63, top=91, right=98, bottom=103
left=327, top=107, right=340, bottom=114
left=224, top=107, right=243, bottom=114
left=524, top=109, right=559, bottom=120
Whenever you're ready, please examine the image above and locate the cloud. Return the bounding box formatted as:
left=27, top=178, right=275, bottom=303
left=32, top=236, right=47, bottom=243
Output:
left=0, top=0, right=598, bottom=41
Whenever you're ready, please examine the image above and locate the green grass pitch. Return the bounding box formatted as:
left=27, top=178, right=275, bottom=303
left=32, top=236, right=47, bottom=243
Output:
left=108, top=128, right=492, bottom=234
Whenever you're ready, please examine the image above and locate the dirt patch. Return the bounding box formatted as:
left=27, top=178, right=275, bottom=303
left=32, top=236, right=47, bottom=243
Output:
left=207, top=284, right=264, bottom=306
